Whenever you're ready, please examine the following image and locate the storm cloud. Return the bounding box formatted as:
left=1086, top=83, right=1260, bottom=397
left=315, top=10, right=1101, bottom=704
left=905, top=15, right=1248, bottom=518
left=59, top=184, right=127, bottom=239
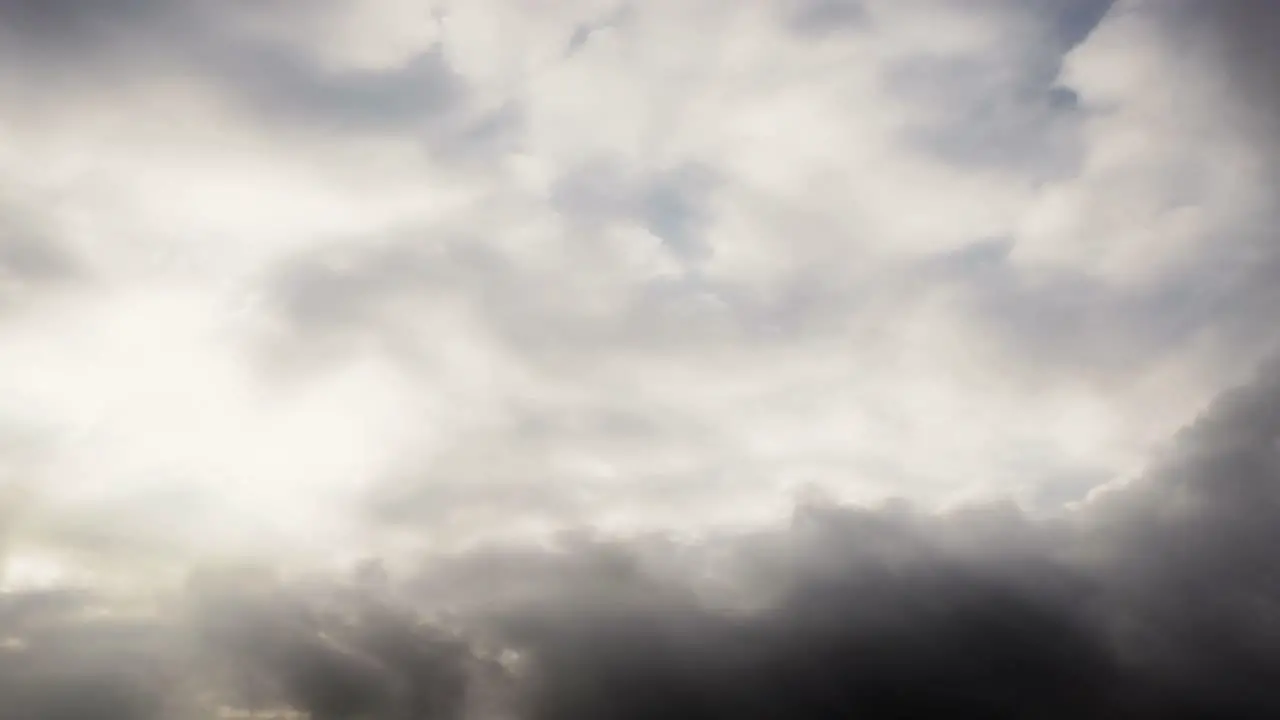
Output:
left=0, top=355, right=1278, bottom=718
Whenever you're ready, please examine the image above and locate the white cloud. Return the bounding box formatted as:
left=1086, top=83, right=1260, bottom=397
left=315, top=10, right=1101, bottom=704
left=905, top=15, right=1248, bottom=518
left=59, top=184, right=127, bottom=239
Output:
left=0, top=0, right=1271, bottom=578
left=1013, top=1, right=1273, bottom=285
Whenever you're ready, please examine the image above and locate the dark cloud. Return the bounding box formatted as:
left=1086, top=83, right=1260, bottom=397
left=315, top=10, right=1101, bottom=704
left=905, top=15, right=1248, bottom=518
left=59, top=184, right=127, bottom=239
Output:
left=463, top=358, right=1280, bottom=719
left=0, top=356, right=1276, bottom=717
left=0, top=590, right=175, bottom=720
left=0, top=567, right=509, bottom=719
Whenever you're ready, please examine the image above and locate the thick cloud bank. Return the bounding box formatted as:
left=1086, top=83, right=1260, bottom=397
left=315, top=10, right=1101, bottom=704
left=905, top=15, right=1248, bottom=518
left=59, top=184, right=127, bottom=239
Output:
left=0, top=358, right=1276, bottom=718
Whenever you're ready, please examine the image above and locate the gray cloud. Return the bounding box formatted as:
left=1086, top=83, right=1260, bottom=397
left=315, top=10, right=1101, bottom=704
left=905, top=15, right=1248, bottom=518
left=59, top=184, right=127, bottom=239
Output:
left=235, top=0, right=1141, bottom=395
left=258, top=231, right=720, bottom=374
left=0, top=226, right=80, bottom=286
left=551, top=160, right=719, bottom=263
left=1168, top=0, right=1280, bottom=365
left=209, top=43, right=464, bottom=134
left=0, top=0, right=178, bottom=57
left=419, top=357, right=1280, bottom=718
left=892, top=0, right=1280, bottom=390
left=888, top=54, right=1086, bottom=179
left=0, top=236, right=77, bottom=284
left=1032, top=0, right=1116, bottom=50
left=0, top=356, right=1278, bottom=717
left=780, top=0, right=867, bottom=37
left=0, top=0, right=490, bottom=149
left=0, top=201, right=86, bottom=315
left=0, top=1, right=1278, bottom=718
left=884, top=0, right=1113, bottom=179
left=564, top=4, right=633, bottom=58
left=919, top=239, right=1230, bottom=380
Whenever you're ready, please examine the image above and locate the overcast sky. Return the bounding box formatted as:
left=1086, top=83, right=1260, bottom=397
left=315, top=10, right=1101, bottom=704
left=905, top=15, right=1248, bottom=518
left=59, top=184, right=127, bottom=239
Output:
left=0, top=0, right=1276, bottom=579
left=6, top=1, right=1280, bottom=718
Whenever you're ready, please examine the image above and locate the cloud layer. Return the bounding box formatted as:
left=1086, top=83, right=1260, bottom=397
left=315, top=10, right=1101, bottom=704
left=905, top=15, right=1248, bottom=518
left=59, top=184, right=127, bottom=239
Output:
left=1, top=354, right=1279, bottom=718
left=0, top=0, right=1279, bottom=717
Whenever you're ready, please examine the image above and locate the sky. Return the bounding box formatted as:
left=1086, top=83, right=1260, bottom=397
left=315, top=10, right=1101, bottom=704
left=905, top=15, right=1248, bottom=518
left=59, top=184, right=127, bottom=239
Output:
left=1, top=0, right=1280, bottom=718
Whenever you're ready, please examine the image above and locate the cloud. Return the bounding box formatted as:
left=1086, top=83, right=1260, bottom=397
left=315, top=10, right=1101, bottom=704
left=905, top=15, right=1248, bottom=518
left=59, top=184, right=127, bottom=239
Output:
left=2, top=0, right=1235, bottom=554
left=550, top=160, right=719, bottom=263
left=0, top=202, right=84, bottom=313
left=0, top=0, right=1220, bottom=560
left=0, top=0, right=1277, bottom=716
left=0, top=356, right=1274, bottom=718
left=781, top=0, right=868, bottom=36
left=0, top=0, right=500, bottom=161
left=395, top=359, right=1280, bottom=718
